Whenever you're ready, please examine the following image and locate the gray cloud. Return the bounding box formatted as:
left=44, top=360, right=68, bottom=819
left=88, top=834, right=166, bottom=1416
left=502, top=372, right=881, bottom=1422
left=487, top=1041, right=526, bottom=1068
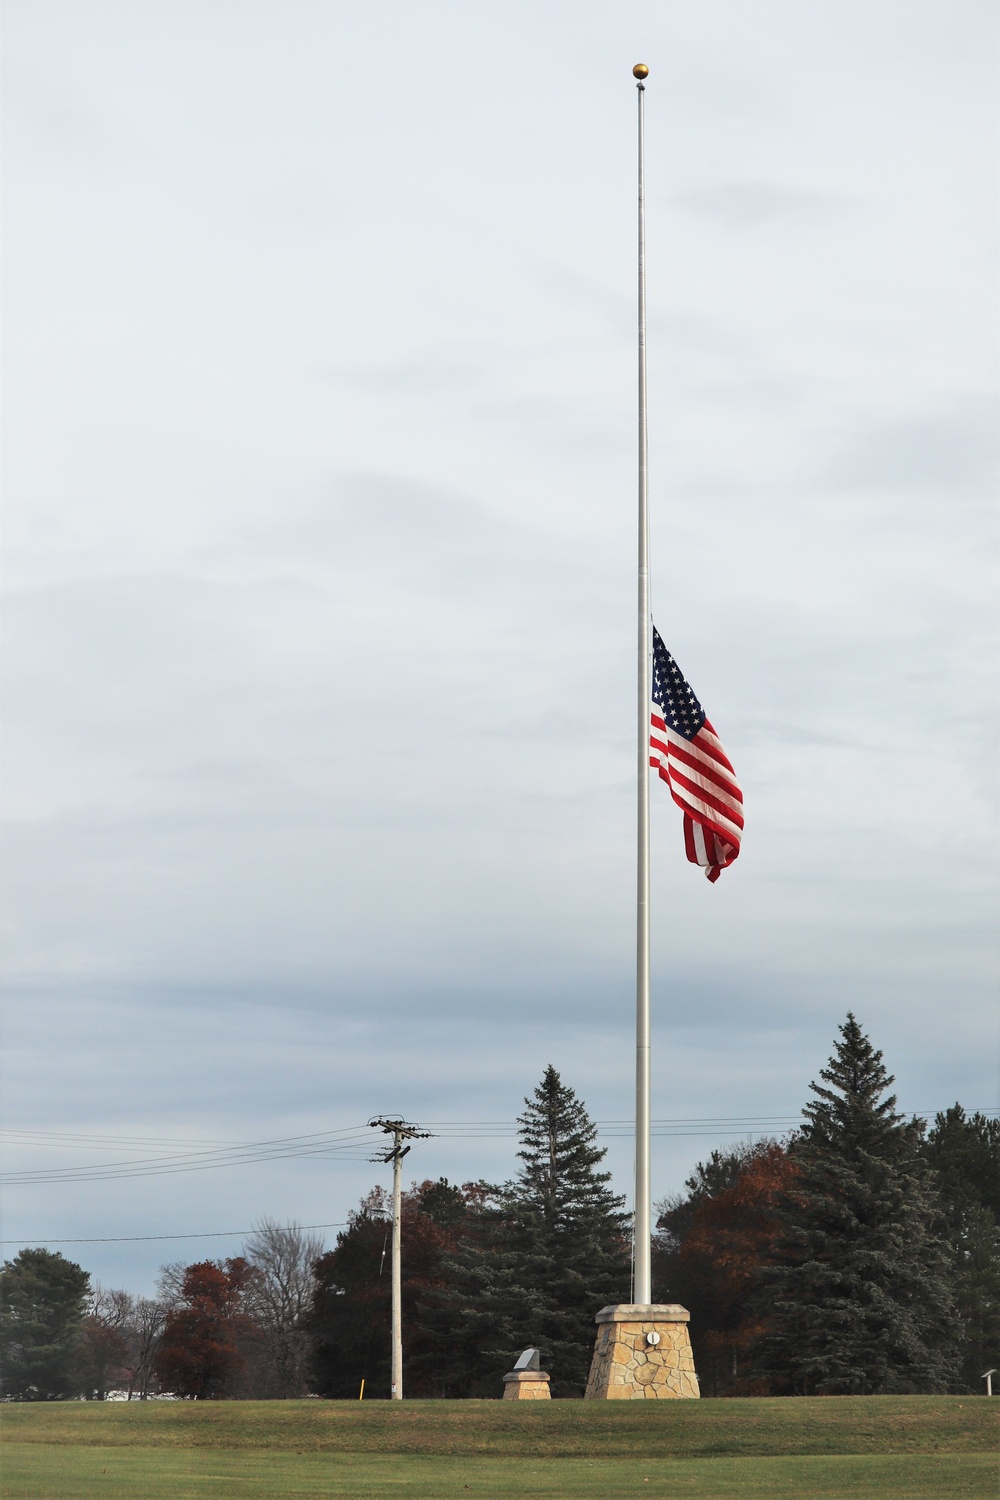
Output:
left=824, top=399, right=999, bottom=495
left=679, top=182, right=847, bottom=228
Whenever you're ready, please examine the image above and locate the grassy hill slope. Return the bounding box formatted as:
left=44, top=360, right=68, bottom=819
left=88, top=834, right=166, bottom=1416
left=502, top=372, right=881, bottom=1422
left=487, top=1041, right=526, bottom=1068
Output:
left=2, top=1394, right=994, bottom=1456
left=3, top=1396, right=995, bottom=1500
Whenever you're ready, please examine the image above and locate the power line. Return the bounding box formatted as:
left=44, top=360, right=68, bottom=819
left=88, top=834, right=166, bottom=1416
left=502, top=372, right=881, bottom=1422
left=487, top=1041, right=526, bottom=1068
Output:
left=1, top=1124, right=763, bottom=1183
left=3, top=1108, right=993, bottom=1187
left=0, top=1125, right=380, bottom=1186
left=0, top=1130, right=247, bottom=1150
left=8, top=1109, right=990, bottom=1151
left=0, top=1151, right=376, bottom=1186
left=0, top=1221, right=349, bottom=1246
left=1, top=1122, right=376, bottom=1167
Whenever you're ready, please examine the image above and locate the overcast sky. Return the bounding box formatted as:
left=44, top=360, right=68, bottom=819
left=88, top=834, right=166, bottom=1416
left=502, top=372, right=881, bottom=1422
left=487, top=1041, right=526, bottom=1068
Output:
left=2, top=1, right=997, bottom=1295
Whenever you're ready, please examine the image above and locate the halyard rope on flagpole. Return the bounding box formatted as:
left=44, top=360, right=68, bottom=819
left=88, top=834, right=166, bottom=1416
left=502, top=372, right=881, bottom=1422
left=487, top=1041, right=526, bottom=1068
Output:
left=633, top=61, right=652, bottom=1308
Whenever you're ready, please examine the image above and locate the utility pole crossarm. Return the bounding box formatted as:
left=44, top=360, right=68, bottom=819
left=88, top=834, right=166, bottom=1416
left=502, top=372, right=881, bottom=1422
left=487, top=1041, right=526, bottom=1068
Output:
left=368, top=1116, right=431, bottom=1153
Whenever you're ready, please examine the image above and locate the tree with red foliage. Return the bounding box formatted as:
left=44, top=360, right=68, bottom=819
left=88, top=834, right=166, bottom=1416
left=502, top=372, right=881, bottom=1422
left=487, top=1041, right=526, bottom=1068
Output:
left=153, top=1259, right=258, bottom=1399
left=653, top=1141, right=798, bottom=1396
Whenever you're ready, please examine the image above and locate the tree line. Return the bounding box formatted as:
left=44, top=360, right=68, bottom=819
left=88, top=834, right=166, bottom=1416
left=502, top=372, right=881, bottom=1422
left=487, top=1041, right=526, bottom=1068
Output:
left=0, top=1219, right=323, bottom=1402
left=655, top=1016, right=998, bottom=1395
left=2, top=1016, right=997, bottom=1399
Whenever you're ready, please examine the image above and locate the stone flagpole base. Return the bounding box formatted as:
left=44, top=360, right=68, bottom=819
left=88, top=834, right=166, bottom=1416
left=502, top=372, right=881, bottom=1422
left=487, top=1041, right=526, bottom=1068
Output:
left=584, top=1304, right=700, bottom=1399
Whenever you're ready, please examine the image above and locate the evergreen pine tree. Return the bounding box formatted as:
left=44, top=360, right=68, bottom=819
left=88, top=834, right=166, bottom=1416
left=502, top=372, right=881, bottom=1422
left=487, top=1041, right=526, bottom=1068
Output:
left=923, top=1107, right=1000, bottom=1391
left=760, top=1015, right=957, bottom=1394
left=0, top=1248, right=91, bottom=1399
left=412, top=1192, right=549, bottom=1397
left=924, top=1106, right=1000, bottom=1221
left=416, top=1066, right=630, bottom=1396
left=500, top=1065, right=631, bottom=1394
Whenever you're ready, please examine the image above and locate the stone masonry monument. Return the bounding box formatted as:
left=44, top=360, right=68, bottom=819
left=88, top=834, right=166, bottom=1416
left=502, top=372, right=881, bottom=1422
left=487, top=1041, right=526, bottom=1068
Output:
left=502, top=1347, right=551, bottom=1400
left=584, top=1304, right=700, bottom=1399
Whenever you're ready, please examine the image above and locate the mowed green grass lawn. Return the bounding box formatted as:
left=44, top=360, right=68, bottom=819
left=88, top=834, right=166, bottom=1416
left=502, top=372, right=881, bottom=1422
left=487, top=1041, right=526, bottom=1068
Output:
left=2, top=1396, right=996, bottom=1499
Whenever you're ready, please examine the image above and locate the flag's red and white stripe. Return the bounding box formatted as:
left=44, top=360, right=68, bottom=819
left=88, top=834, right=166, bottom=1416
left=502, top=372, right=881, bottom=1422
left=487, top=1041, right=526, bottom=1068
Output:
left=649, top=712, right=744, bottom=883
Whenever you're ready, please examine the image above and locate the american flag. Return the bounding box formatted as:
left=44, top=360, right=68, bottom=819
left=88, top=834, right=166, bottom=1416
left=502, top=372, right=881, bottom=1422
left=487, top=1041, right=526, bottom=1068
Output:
left=649, top=626, right=743, bottom=882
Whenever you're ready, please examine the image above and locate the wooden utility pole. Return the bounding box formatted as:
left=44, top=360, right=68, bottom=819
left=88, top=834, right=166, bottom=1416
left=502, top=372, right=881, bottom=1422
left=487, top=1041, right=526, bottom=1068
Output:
left=369, top=1117, right=429, bottom=1399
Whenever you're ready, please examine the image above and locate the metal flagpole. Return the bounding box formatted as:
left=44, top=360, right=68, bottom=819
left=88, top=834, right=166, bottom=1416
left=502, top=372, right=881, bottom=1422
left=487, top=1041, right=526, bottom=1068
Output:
left=632, top=61, right=652, bottom=1308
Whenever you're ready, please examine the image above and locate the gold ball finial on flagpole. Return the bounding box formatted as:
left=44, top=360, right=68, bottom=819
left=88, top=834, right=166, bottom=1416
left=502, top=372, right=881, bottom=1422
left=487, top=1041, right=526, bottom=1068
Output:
left=633, top=63, right=649, bottom=79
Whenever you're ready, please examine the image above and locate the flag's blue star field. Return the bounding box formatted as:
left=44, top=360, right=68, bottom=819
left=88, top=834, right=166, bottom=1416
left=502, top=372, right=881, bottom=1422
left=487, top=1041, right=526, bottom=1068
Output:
left=651, top=629, right=706, bottom=742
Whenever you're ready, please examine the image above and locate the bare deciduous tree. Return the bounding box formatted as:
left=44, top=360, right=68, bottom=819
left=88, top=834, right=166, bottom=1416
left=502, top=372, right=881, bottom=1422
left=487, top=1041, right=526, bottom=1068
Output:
left=241, top=1220, right=324, bottom=1397
left=80, top=1286, right=168, bottom=1400
left=79, top=1286, right=131, bottom=1399
left=127, top=1295, right=169, bottom=1399
left=154, top=1263, right=187, bottom=1309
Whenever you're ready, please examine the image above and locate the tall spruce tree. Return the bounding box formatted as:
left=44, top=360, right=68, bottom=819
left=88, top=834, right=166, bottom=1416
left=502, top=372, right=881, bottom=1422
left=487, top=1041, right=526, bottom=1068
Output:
left=416, top=1066, right=630, bottom=1396
left=500, top=1066, right=631, bottom=1393
left=923, top=1107, right=1000, bottom=1391
left=760, top=1015, right=957, bottom=1394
